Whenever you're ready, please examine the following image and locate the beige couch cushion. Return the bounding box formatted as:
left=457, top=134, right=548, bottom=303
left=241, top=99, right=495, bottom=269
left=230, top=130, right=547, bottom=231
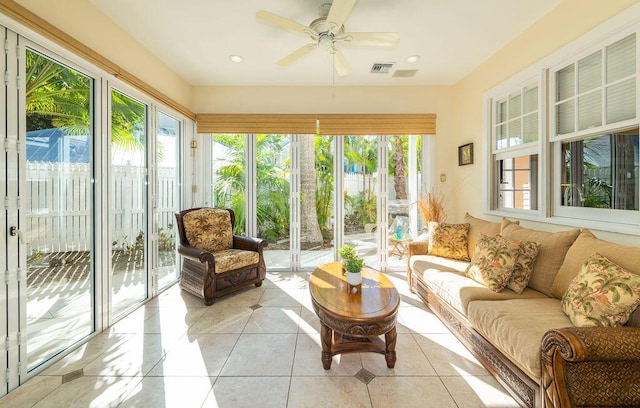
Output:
left=464, top=213, right=501, bottom=258
left=552, top=229, right=640, bottom=295
left=467, top=298, right=573, bottom=382
left=410, top=254, right=470, bottom=275
left=419, top=264, right=547, bottom=316
left=551, top=229, right=640, bottom=327
left=501, top=220, right=580, bottom=297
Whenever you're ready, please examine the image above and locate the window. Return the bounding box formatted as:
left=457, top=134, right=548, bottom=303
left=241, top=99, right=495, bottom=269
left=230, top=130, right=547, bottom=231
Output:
left=495, top=84, right=539, bottom=149
left=490, top=81, right=541, bottom=212
left=553, top=33, right=636, bottom=138
left=498, top=154, right=538, bottom=210
left=560, top=129, right=638, bottom=211
left=486, top=21, right=640, bottom=231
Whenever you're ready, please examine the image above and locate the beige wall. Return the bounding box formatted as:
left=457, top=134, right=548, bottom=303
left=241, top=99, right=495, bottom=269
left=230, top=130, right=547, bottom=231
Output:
left=192, top=85, right=454, bottom=137
left=448, top=0, right=640, bottom=245
left=15, top=0, right=192, bottom=110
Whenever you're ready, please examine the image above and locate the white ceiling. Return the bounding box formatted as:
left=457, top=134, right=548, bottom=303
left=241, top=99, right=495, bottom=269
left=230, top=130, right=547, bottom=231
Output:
left=89, top=0, right=562, bottom=87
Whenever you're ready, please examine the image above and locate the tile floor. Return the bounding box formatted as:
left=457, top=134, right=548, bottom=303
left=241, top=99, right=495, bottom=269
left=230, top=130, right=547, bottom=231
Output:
left=1, top=270, right=520, bottom=408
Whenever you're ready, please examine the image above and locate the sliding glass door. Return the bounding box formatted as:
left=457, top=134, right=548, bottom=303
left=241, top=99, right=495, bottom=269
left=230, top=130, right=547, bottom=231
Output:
left=343, top=136, right=379, bottom=268
left=256, top=134, right=291, bottom=268
left=24, top=49, right=95, bottom=371
left=155, top=112, right=180, bottom=290
left=110, top=89, right=148, bottom=318
left=207, top=133, right=427, bottom=272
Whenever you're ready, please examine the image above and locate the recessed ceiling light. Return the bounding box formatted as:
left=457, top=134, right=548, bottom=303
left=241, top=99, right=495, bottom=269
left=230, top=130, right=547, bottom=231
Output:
left=406, top=55, right=420, bottom=63
left=229, top=55, right=244, bottom=63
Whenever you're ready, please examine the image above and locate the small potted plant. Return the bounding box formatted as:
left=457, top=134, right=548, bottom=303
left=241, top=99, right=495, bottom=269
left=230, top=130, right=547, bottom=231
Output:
left=338, top=244, right=364, bottom=287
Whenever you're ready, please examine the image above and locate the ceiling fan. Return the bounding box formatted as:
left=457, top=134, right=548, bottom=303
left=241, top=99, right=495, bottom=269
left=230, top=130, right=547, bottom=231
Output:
left=256, top=0, right=400, bottom=77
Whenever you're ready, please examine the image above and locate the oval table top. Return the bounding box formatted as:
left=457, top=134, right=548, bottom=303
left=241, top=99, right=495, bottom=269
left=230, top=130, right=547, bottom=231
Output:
left=310, top=262, right=400, bottom=321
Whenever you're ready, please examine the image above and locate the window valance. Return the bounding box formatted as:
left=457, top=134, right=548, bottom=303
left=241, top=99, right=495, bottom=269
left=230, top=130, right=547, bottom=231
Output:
left=196, top=113, right=437, bottom=135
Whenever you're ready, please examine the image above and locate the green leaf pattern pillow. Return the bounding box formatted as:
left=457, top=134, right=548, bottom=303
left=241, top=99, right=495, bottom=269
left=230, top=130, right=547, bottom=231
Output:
left=428, top=222, right=470, bottom=261
left=506, top=241, right=540, bottom=294
left=562, top=252, right=640, bottom=327
left=183, top=208, right=233, bottom=253
left=465, top=234, right=522, bottom=292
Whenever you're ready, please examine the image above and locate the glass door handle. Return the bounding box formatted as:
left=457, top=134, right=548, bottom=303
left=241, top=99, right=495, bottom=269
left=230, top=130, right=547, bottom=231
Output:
left=9, top=226, right=29, bottom=245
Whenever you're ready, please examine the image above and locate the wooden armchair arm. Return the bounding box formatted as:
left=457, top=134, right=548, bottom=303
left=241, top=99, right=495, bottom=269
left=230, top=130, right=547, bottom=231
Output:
left=233, top=235, right=268, bottom=252
left=409, top=241, right=429, bottom=257
left=541, top=326, right=640, bottom=408
left=177, top=244, right=214, bottom=264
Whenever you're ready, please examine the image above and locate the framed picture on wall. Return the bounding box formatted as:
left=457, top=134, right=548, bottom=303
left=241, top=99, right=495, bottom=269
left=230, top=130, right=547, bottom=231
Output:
left=458, top=143, right=474, bottom=166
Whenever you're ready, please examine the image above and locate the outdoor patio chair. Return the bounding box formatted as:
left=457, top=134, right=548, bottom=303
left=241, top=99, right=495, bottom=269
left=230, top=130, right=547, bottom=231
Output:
left=175, top=207, right=267, bottom=305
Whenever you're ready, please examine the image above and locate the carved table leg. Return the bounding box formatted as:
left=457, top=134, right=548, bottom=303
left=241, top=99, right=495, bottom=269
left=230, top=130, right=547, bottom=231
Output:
left=385, top=326, right=397, bottom=368
left=321, top=322, right=333, bottom=370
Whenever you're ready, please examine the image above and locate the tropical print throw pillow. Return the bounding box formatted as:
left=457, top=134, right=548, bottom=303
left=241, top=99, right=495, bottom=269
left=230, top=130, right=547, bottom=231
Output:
left=428, top=222, right=471, bottom=261
left=562, top=252, right=640, bottom=327
left=506, top=240, right=540, bottom=294
left=465, top=234, right=522, bottom=292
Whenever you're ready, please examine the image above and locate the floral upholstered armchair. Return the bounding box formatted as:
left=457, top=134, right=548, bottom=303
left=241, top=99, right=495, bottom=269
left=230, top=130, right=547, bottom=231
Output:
left=175, top=207, right=267, bottom=305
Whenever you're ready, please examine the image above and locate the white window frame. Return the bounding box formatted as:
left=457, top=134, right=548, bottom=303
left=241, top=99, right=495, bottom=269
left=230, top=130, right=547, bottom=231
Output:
left=484, top=71, right=545, bottom=217
left=549, top=29, right=638, bottom=142
left=484, top=4, right=640, bottom=234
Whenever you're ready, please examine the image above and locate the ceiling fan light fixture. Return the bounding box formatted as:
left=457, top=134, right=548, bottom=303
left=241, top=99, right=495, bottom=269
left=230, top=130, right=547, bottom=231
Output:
left=229, top=54, right=244, bottom=63
left=319, top=34, right=335, bottom=52
left=406, top=55, right=420, bottom=63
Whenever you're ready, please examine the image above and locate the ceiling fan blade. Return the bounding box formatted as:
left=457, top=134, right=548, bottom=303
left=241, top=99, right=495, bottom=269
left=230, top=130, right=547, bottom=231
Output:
left=328, top=48, right=351, bottom=77
left=277, top=43, right=317, bottom=66
left=326, top=0, right=357, bottom=32
left=256, top=10, right=309, bottom=35
left=343, top=32, right=400, bottom=47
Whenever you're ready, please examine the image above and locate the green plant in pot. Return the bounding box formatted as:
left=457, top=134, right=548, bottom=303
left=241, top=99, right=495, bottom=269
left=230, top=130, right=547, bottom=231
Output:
left=338, top=244, right=364, bottom=287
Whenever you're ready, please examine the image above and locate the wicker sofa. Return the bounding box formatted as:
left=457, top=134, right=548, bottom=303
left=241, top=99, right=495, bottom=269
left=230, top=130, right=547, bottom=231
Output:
left=408, top=214, right=640, bottom=408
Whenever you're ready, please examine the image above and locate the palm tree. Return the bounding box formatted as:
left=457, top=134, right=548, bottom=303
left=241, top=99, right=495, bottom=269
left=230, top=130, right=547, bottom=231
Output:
left=300, top=135, right=323, bottom=249
left=315, top=136, right=334, bottom=228
left=26, top=50, right=90, bottom=134
left=391, top=135, right=407, bottom=199
left=26, top=49, right=145, bottom=152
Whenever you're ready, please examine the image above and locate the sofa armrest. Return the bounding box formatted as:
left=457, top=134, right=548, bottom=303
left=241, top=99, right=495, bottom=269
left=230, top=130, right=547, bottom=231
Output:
left=233, top=235, right=268, bottom=252
left=177, top=244, right=215, bottom=264
left=541, top=326, right=640, bottom=408
left=409, top=241, right=429, bottom=257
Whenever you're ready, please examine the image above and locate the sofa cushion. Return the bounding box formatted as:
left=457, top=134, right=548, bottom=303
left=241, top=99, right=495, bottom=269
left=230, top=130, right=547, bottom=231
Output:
left=552, top=229, right=640, bottom=295
left=464, top=213, right=501, bottom=258
left=183, top=208, right=233, bottom=253
left=213, top=249, right=259, bottom=273
left=501, top=220, right=580, bottom=297
left=562, top=252, right=640, bottom=327
left=410, top=254, right=470, bottom=275
left=506, top=240, right=540, bottom=294
left=552, top=229, right=640, bottom=327
left=468, top=298, right=573, bottom=381
left=420, top=267, right=547, bottom=316
left=465, top=234, right=522, bottom=292
left=428, top=222, right=471, bottom=261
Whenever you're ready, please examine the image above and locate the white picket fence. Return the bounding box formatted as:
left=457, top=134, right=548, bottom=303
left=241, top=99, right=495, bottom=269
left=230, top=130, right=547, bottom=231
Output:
left=26, top=162, right=177, bottom=254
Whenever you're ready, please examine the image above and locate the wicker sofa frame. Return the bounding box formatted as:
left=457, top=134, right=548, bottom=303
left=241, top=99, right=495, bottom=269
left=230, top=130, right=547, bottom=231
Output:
left=408, top=245, right=640, bottom=408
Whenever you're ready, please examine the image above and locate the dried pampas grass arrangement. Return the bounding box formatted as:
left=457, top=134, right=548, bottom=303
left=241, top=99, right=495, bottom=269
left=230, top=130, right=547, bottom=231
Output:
left=417, top=190, right=447, bottom=225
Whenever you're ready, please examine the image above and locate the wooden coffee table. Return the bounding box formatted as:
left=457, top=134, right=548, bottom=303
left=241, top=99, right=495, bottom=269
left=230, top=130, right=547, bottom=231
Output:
left=309, top=262, right=400, bottom=369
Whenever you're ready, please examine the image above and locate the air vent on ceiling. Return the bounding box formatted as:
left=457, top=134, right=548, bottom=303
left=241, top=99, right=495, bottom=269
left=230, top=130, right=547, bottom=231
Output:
left=392, top=69, right=419, bottom=78
left=370, top=63, right=394, bottom=74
